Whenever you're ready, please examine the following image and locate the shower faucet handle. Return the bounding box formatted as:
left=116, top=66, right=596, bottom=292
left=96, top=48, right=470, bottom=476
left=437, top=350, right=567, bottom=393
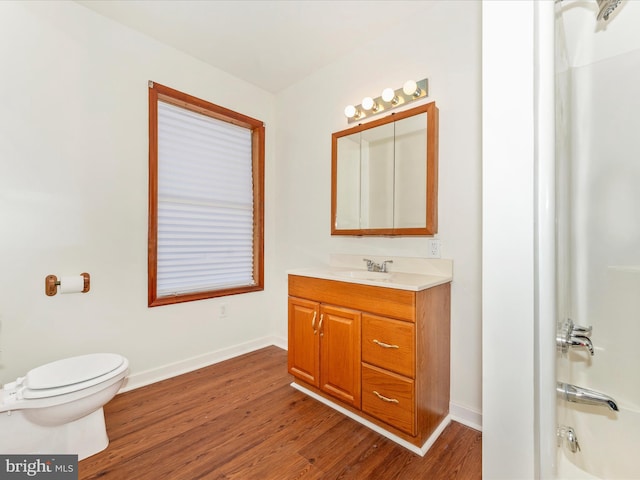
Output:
left=565, top=318, right=592, bottom=337
left=557, top=319, right=594, bottom=355
left=570, top=322, right=592, bottom=338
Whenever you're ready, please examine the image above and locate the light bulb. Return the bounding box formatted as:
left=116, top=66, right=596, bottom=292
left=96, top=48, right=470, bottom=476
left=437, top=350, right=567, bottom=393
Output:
left=344, top=105, right=357, bottom=118
left=381, top=88, right=395, bottom=102
left=381, top=87, right=399, bottom=105
left=361, top=96, right=375, bottom=111
left=403, top=80, right=421, bottom=97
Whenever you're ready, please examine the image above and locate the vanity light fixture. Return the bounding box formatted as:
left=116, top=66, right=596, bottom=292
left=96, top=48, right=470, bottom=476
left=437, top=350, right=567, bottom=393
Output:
left=343, top=78, right=428, bottom=123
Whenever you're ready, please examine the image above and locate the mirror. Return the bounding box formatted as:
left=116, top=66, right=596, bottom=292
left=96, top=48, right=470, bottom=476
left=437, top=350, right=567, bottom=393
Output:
left=331, top=102, right=438, bottom=236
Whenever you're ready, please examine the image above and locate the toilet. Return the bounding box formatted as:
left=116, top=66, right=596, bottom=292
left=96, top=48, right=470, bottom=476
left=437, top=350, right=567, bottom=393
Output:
left=0, top=353, right=129, bottom=460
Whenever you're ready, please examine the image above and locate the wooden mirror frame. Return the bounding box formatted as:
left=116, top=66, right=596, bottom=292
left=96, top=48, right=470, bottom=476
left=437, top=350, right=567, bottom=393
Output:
left=331, top=101, right=438, bottom=236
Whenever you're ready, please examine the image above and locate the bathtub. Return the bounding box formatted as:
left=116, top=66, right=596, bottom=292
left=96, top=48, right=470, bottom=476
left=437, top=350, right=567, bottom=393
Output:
left=557, top=267, right=640, bottom=479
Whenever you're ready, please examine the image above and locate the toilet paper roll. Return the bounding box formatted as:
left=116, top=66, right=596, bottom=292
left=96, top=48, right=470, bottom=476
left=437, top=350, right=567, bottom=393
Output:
left=59, top=275, right=85, bottom=294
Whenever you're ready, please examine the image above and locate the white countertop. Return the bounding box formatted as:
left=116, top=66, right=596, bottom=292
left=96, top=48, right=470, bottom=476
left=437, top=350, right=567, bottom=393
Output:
left=287, top=255, right=453, bottom=291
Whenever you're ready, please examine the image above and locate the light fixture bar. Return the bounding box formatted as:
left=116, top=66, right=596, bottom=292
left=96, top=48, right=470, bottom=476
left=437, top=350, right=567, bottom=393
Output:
left=344, top=78, right=428, bottom=124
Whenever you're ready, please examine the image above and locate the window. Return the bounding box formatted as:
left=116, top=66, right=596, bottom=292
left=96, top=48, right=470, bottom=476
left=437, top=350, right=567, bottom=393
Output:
left=148, top=82, right=264, bottom=307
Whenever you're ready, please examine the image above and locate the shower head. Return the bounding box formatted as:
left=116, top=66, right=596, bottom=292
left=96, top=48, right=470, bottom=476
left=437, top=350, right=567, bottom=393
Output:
left=555, top=0, right=623, bottom=22
left=596, top=0, right=622, bottom=21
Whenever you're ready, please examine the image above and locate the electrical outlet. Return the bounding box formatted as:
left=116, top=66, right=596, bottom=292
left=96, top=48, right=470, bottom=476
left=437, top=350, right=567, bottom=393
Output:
left=427, top=239, right=441, bottom=258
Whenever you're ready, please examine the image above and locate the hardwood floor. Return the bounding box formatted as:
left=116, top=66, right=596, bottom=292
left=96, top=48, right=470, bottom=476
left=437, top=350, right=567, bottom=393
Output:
left=79, top=346, right=481, bottom=479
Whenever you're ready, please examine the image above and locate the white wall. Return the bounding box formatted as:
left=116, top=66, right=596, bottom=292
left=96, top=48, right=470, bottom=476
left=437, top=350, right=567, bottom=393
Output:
left=482, top=1, right=538, bottom=478
left=274, top=1, right=482, bottom=423
left=0, top=0, right=483, bottom=428
left=0, top=1, right=279, bottom=386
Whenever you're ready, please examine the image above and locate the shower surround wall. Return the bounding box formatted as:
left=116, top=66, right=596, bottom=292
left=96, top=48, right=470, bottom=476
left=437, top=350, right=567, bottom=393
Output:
left=556, top=3, right=640, bottom=478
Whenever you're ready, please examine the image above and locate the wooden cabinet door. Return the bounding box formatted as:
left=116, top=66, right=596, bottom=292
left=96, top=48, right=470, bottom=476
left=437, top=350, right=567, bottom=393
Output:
left=319, top=305, right=361, bottom=408
left=288, top=297, right=320, bottom=387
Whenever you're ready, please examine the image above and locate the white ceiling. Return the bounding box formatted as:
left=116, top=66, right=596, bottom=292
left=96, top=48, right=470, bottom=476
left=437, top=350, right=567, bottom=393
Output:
left=75, top=0, right=436, bottom=93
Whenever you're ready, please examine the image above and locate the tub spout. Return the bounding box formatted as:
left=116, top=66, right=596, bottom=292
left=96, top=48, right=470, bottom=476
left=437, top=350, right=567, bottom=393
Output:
left=557, top=382, right=619, bottom=412
left=568, top=335, right=594, bottom=356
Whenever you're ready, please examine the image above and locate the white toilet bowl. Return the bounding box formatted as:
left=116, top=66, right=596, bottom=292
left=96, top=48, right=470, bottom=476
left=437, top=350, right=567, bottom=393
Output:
left=0, top=353, right=129, bottom=460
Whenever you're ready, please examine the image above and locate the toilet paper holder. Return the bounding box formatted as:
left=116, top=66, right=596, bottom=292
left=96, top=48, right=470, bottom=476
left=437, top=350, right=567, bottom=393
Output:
left=45, top=273, right=91, bottom=296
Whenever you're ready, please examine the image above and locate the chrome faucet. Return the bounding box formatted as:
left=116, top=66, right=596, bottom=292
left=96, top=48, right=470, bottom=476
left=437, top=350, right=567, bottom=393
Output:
left=557, top=382, right=619, bottom=412
left=566, top=335, right=594, bottom=355
left=557, top=319, right=594, bottom=356
left=363, top=259, right=393, bottom=273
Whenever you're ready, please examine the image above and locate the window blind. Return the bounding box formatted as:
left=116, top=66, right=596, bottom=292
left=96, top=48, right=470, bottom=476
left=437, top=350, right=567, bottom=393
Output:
left=156, top=100, right=255, bottom=296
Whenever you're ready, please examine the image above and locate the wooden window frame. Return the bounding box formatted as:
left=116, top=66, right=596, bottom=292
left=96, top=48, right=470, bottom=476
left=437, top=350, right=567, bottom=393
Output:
left=148, top=82, right=265, bottom=307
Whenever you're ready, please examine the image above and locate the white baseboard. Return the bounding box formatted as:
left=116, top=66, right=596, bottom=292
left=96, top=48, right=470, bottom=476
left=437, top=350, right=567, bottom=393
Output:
left=290, top=381, right=451, bottom=456
left=120, top=334, right=287, bottom=393
left=450, top=401, right=482, bottom=432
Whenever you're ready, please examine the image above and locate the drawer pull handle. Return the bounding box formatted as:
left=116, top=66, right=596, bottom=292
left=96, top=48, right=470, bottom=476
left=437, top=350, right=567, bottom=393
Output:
left=373, top=391, right=399, bottom=404
left=311, top=311, right=317, bottom=335
left=373, top=339, right=399, bottom=349
left=319, top=314, right=324, bottom=337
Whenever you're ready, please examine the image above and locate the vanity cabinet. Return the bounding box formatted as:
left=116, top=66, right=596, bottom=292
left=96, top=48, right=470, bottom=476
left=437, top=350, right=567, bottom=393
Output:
left=287, top=274, right=451, bottom=447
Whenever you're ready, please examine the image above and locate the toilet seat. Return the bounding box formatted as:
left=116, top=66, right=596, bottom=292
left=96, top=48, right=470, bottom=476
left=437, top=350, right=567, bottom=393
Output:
left=22, top=353, right=126, bottom=399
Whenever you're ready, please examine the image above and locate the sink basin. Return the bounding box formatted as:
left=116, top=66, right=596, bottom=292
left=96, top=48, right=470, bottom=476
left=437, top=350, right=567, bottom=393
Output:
left=334, top=270, right=393, bottom=281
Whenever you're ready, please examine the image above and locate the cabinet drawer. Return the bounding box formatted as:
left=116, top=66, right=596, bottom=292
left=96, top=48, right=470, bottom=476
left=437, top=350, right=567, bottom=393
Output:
left=362, top=314, right=415, bottom=378
left=361, top=363, right=415, bottom=435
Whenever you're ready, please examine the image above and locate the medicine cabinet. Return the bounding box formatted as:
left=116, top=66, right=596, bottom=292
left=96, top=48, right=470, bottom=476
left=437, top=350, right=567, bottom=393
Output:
left=331, top=102, right=438, bottom=236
